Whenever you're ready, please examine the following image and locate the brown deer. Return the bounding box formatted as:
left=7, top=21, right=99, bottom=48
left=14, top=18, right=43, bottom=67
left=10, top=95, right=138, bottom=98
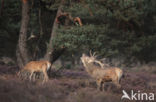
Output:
left=18, top=60, right=51, bottom=83
left=81, top=53, right=123, bottom=91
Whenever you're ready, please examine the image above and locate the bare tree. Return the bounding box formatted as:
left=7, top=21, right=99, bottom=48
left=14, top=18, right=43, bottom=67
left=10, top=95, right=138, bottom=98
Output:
left=16, top=0, right=30, bottom=68
left=16, top=0, right=66, bottom=68
left=44, top=0, right=65, bottom=62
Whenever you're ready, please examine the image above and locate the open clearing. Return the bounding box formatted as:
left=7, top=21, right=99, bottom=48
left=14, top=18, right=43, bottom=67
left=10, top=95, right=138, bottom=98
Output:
left=0, top=65, right=156, bottom=102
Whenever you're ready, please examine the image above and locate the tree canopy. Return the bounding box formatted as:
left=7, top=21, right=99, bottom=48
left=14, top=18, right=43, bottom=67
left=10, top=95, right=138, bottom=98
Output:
left=0, top=0, right=156, bottom=65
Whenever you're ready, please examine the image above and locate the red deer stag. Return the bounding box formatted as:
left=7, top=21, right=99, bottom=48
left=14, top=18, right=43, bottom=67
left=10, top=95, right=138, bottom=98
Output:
left=81, top=53, right=123, bottom=91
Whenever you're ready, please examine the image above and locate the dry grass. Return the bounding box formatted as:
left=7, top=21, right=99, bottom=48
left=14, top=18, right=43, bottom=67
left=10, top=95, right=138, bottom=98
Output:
left=0, top=65, right=156, bottom=102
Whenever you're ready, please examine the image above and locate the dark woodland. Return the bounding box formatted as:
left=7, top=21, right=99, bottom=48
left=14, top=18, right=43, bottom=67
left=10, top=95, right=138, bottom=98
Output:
left=0, top=0, right=156, bottom=102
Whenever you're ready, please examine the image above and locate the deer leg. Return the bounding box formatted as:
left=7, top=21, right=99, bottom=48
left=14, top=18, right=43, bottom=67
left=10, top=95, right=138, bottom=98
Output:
left=32, top=72, right=36, bottom=81
left=113, top=79, right=121, bottom=88
left=42, top=69, right=49, bottom=83
left=118, top=76, right=122, bottom=85
left=117, top=77, right=121, bottom=88
left=96, top=79, right=102, bottom=91
left=102, top=81, right=105, bottom=91
left=29, top=71, right=34, bottom=81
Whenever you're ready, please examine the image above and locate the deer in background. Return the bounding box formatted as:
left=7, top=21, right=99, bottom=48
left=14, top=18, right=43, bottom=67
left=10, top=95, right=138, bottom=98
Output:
left=18, top=60, right=51, bottom=83
left=81, top=53, right=123, bottom=91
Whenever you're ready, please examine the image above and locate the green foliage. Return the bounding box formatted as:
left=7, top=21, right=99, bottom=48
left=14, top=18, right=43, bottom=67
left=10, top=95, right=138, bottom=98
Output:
left=53, top=0, right=156, bottom=62
left=0, top=0, right=21, bottom=57
left=41, top=0, right=61, bottom=10
left=0, top=0, right=156, bottom=63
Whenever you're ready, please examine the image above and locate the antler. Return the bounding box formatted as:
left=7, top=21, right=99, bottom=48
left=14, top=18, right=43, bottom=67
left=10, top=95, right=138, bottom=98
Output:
left=93, top=52, right=97, bottom=57
left=95, top=59, right=110, bottom=68
left=94, top=60, right=104, bottom=68
left=90, top=50, right=92, bottom=57
left=90, top=50, right=97, bottom=58
left=89, top=51, right=110, bottom=68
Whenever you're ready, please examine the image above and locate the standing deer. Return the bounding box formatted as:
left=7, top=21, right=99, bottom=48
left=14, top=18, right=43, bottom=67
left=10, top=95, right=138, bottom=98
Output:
left=18, top=60, right=51, bottom=83
left=81, top=53, right=123, bottom=91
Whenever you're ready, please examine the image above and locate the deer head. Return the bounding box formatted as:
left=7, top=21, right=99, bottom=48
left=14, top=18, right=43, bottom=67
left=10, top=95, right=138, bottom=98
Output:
left=81, top=51, right=109, bottom=68
left=81, top=53, right=95, bottom=64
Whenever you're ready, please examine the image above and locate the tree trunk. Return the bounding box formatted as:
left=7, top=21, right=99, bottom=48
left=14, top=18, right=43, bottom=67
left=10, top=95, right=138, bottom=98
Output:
left=44, top=0, right=64, bottom=62
left=33, top=6, right=43, bottom=59
left=0, top=0, right=4, bottom=16
left=16, top=0, right=30, bottom=68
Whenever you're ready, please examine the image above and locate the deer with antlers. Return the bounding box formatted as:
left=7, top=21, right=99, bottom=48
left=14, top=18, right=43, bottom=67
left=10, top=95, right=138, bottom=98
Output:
left=81, top=52, right=123, bottom=91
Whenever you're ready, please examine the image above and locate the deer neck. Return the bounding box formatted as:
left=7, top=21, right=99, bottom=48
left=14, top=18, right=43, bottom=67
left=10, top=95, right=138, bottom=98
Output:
left=83, top=61, right=96, bottom=75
